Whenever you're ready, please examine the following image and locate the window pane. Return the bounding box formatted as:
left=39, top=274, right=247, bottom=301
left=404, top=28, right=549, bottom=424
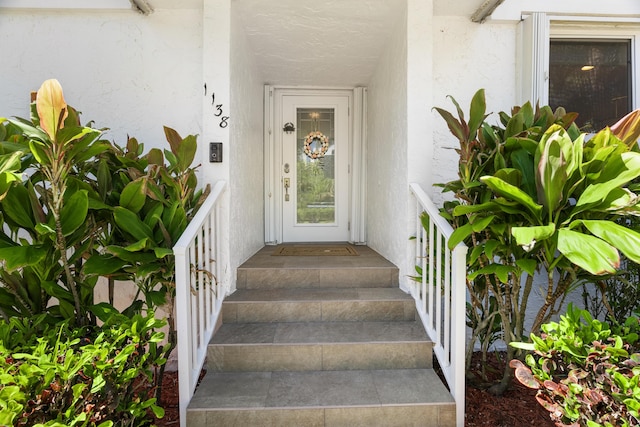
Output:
left=549, top=39, right=631, bottom=132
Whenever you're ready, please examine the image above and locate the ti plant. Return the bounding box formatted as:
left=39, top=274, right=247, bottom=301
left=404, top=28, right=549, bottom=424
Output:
left=434, top=89, right=640, bottom=394
left=0, top=79, right=111, bottom=326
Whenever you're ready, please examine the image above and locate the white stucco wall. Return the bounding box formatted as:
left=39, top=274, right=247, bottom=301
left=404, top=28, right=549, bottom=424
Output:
left=366, top=2, right=408, bottom=275
left=431, top=16, right=518, bottom=203
left=228, top=4, right=267, bottom=286
left=0, top=9, right=203, bottom=150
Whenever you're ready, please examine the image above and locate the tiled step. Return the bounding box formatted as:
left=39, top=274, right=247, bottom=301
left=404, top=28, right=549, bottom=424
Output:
left=235, top=245, right=399, bottom=289
left=187, top=369, right=455, bottom=427
left=207, top=320, right=432, bottom=372
left=222, top=288, right=415, bottom=323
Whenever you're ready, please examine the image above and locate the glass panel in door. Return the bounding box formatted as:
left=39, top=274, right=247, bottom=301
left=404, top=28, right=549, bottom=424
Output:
left=296, top=108, right=335, bottom=224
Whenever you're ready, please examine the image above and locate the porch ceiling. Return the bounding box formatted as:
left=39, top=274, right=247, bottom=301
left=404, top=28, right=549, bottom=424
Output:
left=230, top=0, right=489, bottom=87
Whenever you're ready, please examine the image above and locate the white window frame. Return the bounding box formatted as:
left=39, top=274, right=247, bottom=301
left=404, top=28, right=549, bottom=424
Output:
left=519, top=12, right=640, bottom=112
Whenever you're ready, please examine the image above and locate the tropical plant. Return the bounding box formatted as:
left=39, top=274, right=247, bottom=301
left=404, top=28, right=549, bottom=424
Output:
left=0, top=311, right=166, bottom=427
left=511, top=304, right=640, bottom=427
left=434, top=89, right=640, bottom=393
left=0, top=79, right=111, bottom=326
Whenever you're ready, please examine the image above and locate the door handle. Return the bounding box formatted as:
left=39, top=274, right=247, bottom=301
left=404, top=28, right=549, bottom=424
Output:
left=283, top=178, right=290, bottom=202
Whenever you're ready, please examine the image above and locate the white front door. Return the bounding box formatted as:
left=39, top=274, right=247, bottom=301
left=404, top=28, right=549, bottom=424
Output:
left=278, top=91, right=351, bottom=242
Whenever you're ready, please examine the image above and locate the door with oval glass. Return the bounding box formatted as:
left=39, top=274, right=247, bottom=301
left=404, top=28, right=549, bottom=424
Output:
left=280, top=93, right=350, bottom=242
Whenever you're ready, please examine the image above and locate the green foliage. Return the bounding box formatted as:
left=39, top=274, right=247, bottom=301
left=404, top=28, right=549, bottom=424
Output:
left=0, top=312, right=166, bottom=427
left=433, top=89, right=640, bottom=393
left=511, top=304, right=640, bottom=427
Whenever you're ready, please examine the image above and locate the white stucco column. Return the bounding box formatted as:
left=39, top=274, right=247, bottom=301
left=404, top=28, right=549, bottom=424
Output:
left=202, top=0, right=232, bottom=292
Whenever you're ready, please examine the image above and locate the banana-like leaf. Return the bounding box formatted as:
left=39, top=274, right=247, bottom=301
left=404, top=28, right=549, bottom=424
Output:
left=481, top=176, right=543, bottom=221
left=512, top=224, right=556, bottom=247
left=36, top=79, right=68, bottom=141
left=557, top=229, right=619, bottom=275
left=60, top=190, right=88, bottom=236
left=575, top=219, right=640, bottom=265
left=535, top=127, right=568, bottom=214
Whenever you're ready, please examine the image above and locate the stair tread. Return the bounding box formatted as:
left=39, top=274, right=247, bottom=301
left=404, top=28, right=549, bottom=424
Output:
left=211, top=321, right=431, bottom=345
left=225, top=287, right=413, bottom=303
left=188, top=369, right=454, bottom=410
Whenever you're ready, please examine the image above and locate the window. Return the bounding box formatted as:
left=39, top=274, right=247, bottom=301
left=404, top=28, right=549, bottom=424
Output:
left=549, top=39, right=632, bottom=132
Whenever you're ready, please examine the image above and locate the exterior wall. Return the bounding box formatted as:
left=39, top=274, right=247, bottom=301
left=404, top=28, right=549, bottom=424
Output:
left=0, top=8, right=203, bottom=150
left=228, top=3, right=267, bottom=287
left=366, top=2, right=408, bottom=275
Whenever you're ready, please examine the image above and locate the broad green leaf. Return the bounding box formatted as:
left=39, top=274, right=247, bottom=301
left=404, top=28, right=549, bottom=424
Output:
left=481, top=176, right=543, bottom=221
left=575, top=220, right=640, bottom=265
left=146, top=148, right=164, bottom=165
left=35, top=79, right=68, bottom=140
left=0, top=246, right=47, bottom=271
left=2, top=184, right=35, bottom=229
left=468, top=89, right=487, bottom=138
left=535, top=127, right=568, bottom=214
left=177, top=134, right=197, bottom=172
left=83, top=254, right=129, bottom=275
left=124, top=238, right=150, bottom=252
left=60, top=190, right=88, bottom=236
left=28, top=140, right=50, bottom=165
left=119, top=178, right=147, bottom=213
left=512, top=224, right=556, bottom=247
left=106, top=245, right=157, bottom=263
left=516, top=259, right=538, bottom=276
left=154, top=247, right=174, bottom=258
left=557, top=228, right=619, bottom=275
left=510, top=148, right=536, bottom=198
left=468, top=264, right=513, bottom=283
left=494, top=168, right=521, bottom=187
left=470, top=215, right=495, bottom=233
left=505, top=111, right=524, bottom=138
left=114, top=206, right=154, bottom=241
left=448, top=223, right=473, bottom=250
left=452, top=202, right=497, bottom=216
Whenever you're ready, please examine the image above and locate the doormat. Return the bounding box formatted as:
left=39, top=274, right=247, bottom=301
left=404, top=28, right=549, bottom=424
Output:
left=272, top=245, right=358, bottom=256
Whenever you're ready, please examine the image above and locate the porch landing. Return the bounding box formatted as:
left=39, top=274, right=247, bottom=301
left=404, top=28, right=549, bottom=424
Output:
left=187, top=244, right=455, bottom=426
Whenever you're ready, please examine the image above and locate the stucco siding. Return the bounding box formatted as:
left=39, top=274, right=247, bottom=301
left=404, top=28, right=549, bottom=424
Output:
left=0, top=9, right=203, bottom=152
left=366, top=3, right=408, bottom=276
left=229, top=4, right=266, bottom=288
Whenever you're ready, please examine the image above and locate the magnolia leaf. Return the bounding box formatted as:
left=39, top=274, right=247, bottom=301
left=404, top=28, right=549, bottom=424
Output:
left=36, top=79, right=68, bottom=140
left=146, top=148, right=164, bottom=166
left=0, top=246, right=47, bottom=271
left=481, top=176, right=543, bottom=220
left=60, top=190, right=88, bottom=236
left=557, top=228, right=619, bottom=275
left=512, top=224, right=556, bottom=247
left=575, top=219, right=640, bottom=265
left=433, top=107, right=465, bottom=142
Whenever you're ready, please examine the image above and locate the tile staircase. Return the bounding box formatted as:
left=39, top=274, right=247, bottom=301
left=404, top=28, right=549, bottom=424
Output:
left=186, top=245, right=455, bottom=426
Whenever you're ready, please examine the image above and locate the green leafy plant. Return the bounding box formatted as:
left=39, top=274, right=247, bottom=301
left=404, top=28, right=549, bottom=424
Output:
left=433, top=90, right=640, bottom=394
left=0, top=79, right=111, bottom=326
left=511, top=304, right=640, bottom=427
left=0, top=311, right=166, bottom=427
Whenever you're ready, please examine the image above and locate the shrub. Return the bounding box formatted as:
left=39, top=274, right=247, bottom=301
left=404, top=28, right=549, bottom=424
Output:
left=511, top=304, right=640, bottom=427
left=0, top=311, right=166, bottom=427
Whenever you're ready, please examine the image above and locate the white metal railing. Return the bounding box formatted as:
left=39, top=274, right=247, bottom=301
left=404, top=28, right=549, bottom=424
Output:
left=173, top=180, right=227, bottom=427
left=409, top=183, right=468, bottom=427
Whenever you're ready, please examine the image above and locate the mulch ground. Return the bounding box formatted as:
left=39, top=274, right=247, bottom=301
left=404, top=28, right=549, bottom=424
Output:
left=152, top=352, right=555, bottom=427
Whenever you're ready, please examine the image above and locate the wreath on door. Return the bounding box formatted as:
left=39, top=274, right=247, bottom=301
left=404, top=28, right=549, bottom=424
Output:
left=303, top=131, right=329, bottom=159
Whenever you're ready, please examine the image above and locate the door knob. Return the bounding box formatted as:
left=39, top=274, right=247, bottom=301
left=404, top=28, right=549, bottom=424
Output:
left=283, top=178, right=290, bottom=202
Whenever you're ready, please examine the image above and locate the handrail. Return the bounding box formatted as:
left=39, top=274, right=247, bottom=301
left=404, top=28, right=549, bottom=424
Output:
left=173, top=180, right=227, bottom=427
left=409, top=183, right=468, bottom=427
